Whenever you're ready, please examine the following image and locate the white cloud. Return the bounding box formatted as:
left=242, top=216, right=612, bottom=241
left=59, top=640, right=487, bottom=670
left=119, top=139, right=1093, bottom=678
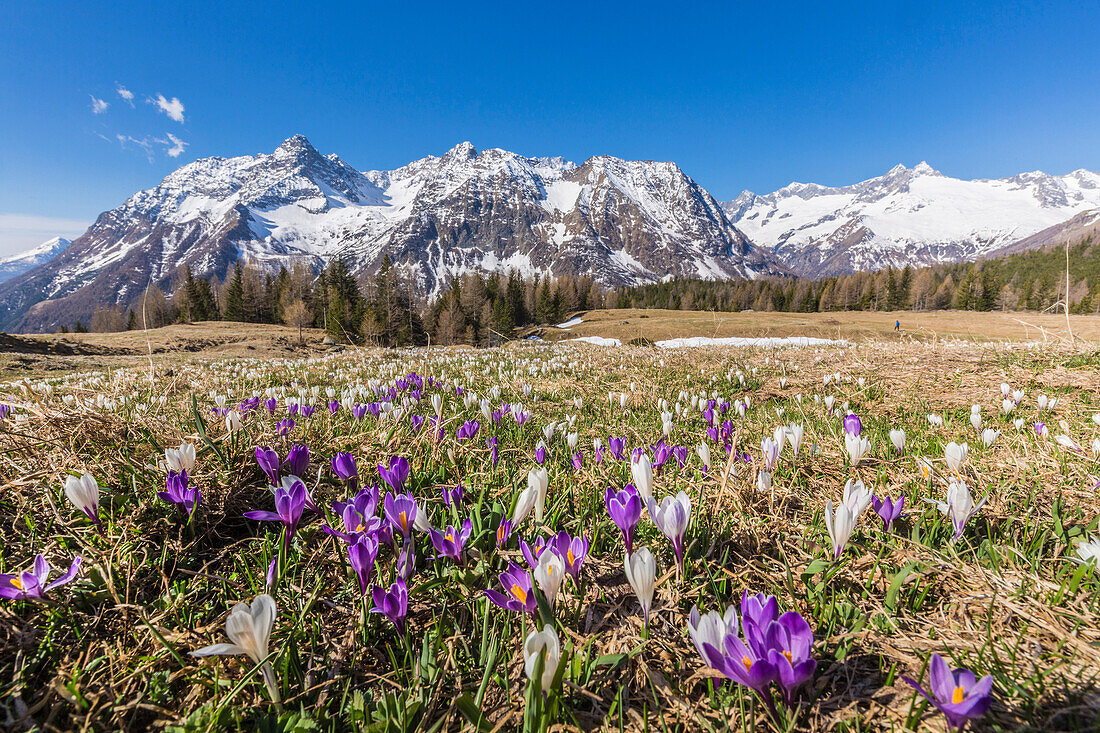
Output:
left=90, top=95, right=109, bottom=114
left=149, top=93, right=185, bottom=123
left=0, top=214, right=90, bottom=258
left=116, top=84, right=135, bottom=106
left=163, top=133, right=188, bottom=158
left=116, top=134, right=156, bottom=162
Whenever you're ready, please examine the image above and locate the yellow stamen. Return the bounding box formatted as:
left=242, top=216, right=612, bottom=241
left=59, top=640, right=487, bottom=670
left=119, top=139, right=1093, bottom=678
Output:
left=783, top=650, right=793, bottom=663
left=952, top=686, right=965, bottom=704
left=445, top=532, right=454, bottom=543
left=356, top=523, right=365, bottom=532
left=741, top=656, right=753, bottom=673
left=10, top=577, right=22, bottom=590
left=510, top=584, right=527, bottom=604
left=399, top=511, right=407, bottom=531
left=497, top=526, right=505, bottom=542
left=567, top=549, right=576, bottom=565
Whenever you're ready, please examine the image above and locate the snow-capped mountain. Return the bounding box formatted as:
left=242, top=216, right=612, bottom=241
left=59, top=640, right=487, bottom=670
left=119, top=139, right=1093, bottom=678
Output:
left=724, top=163, right=1100, bottom=277
left=0, top=237, right=70, bottom=283
left=0, top=136, right=780, bottom=332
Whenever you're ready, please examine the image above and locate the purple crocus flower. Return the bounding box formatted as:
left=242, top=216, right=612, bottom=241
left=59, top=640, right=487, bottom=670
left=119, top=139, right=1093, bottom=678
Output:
left=608, top=436, right=626, bottom=461
left=323, top=486, right=382, bottom=542
left=428, top=519, right=473, bottom=563
left=383, top=492, right=418, bottom=539
left=255, top=446, right=280, bottom=485
left=347, top=533, right=380, bottom=593
left=288, top=403, right=300, bottom=416
left=534, top=445, right=547, bottom=465
left=843, top=413, right=862, bottom=437
left=741, top=590, right=780, bottom=655
left=328, top=399, right=340, bottom=414
left=903, top=653, right=993, bottom=732
left=765, top=612, right=818, bottom=705
left=378, top=456, right=411, bottom=493
left=275, top=418, right=295, bottom=436
left=673, top=445, right=689, bottom=468
left=652, top=441, right=673, bottom=471
left=244, top=480, right=308, bottom=549
left=0, top=555, right=82, bottom=600
left=488, top=436, right=499, bottom=467
left=300, top=405, right=316, bottom=418
left=442, top=483, right=464, bottom=509
left=571, top=451, right=583, bottom=471
left=496, top=517, right=514, bottom=549
left=605, top=485, right=642, bottom=554
left=457, top=420, right=480, bottom=443
left=157, top=471, right=201, bottom=518
left=331, top=452, right=358, bottom=485
left=871, top=495, right=905, bottom=532
left=484, top=562, right=537, bottom=616
left=701, top=634, right=777, bottom=694
left=0, top=404, right=10, bottom=420
left=283, top=444, right=309, bottom=478
left=352, top=404, right=368, bottom=421
left=520, top=537, right=552, bottom=570
left=367, top=402, right=382, bottom=418
left=552, top=530, right=589, bottom=579
left=410, top=414, right=425, bottom=432
left=370, top=578, right=409, bottom=635
left=264, top=397, right=277, bottom=414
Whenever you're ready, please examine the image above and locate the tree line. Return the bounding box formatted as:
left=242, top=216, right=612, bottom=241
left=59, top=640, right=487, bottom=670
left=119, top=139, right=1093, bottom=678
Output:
left=610, top=236, right=1100, bottom=315
left=75, top=234, right=1100, bottom=343
left=81, top=255, right=426, bottom=347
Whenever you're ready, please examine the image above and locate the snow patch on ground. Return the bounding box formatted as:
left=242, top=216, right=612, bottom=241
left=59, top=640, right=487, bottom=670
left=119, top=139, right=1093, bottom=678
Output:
left=556, top=316, right=583, bottom=329
left=656, top=336, right=849, bottom=348
left=565, top=336, right=621, bottom=346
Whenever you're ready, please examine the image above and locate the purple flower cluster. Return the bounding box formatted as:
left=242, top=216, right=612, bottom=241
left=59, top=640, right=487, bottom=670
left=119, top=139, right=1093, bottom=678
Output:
left=691, top=591, right=817, bottom=706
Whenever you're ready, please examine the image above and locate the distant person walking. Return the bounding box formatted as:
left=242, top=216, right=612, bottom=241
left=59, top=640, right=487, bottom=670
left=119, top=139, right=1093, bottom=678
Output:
left=894, top=320, right=900, bottom=332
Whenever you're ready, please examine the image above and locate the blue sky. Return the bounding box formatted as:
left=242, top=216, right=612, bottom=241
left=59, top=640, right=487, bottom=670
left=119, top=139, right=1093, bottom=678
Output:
left=2, top=0, right=1099, bottom=256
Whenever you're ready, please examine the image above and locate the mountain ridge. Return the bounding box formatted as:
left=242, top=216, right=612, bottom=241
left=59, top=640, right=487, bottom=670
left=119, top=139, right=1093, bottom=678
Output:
left=0, top=137, right=781, bottom=332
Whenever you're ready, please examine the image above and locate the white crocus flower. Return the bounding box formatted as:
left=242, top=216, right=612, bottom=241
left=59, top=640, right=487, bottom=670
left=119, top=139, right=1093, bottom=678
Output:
left=696, top=442, right=711, bottom=471
left=225, top=410, right=243, bottom=434
left=534, top=548, right=565, bottom=609
left=624, top=548, right=657, bottom=626
left=1091, top=438, right=1100, bottom=458
left=844, top=433, right=871, bottom=465
left=842, top=478, right=872, bottom=517
left=756, top=470, right=772, bottom=493
left=431, top=393, right=443, bottom=414
left=631, top=453, right=653, bottom=500
left=1002, top=398, right=1015, bottom=415
left=824, top=499, right=857, bottom=560
left=64, top=473, right=101, bottom=525
left=1055, top=434, right=1078, bottom=452
left=1013, top=418, right=1025, bottom=431
left=785, top=423, right=804, bottom=459
left=1075, top=536, right=1100, bottom=565
left=687, top=605, right=738, bottom=661
left=980, top=429, right=1000, bottom=448
left=191, top=593, right=280, bottom=702
left=165, top=441, right=196, bottom=473
left=970, top=412, right=982, bottom=432
left=889, top=428, right=906, bottom=454
left=523, top=625, right=561, bottom=692
left=944, top=442, right=968, bottom=474
left=513, top=467, right=548, bottom=524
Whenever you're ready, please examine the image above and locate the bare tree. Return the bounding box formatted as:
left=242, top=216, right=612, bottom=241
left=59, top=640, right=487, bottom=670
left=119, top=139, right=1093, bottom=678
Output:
left=284, top=299, right=312, bottom=344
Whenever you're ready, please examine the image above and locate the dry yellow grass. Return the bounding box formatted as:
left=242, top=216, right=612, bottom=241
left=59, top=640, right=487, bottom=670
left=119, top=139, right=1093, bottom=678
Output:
left=548, top=308, right=1100, bottom=345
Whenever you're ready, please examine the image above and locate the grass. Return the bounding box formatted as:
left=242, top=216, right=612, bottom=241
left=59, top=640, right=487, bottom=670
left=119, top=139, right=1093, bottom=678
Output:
left=547, top=308, right=1100, bottom=345
left=1, top=331, right=1100, bottom=731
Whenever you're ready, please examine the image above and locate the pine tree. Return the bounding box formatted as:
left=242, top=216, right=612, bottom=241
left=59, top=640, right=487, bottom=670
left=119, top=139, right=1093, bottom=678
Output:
left=224, top=262, right=245, bottom=321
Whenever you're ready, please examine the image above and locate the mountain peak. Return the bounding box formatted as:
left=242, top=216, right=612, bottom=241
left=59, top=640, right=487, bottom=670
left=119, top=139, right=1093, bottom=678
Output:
left=274, top=134, right=319, bottom=157
left=442, top=141, right=478, bottom=163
